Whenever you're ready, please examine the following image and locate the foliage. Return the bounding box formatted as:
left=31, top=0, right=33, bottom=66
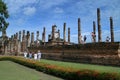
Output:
left=0, top=56, right=119, bottom=80
left=0, top=0, right=9, bottom=32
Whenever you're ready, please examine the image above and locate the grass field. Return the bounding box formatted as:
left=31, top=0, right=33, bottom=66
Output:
left=0, top=56, right=120, bottom=80
left=40, top=59, right=120, bottom=74
left=0, top=61, right=63, bottom=80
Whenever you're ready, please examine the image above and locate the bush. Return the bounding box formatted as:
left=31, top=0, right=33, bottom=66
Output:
left=0, top=56, right=119, bottom=80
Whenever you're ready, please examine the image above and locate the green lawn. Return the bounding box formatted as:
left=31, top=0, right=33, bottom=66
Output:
left=41, top=59, right=120, bottom=74
left=0, top=61, right=63, bottom=80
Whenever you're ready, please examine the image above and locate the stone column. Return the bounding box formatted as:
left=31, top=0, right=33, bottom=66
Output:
left=52, top=25, right=55, bottom=41
left=13, top=34, right=16, bottom=40
left=31, top=32, right=34, bottom=46
left=42, top=33, right=44, bottom=42
left=13, top=34, right=16, bottom=52
left=93, top=21, right=96, bottom=42
left=36, top=31, right=40, bottom=47
left=21, top=30, right=26, bottom=52
left=7, top=38, right=11, bottom=54
left=26, top=31, right=30, bottom=47
left=16, top=33, right=18, bottom=40
left=78, top=18, right=81, bottom=44
left=110, top=17, right=114, bottom=42
left=12, top=34, right=16, bottom=54
left=48, top=35, right=51, bottom=41
left=15, top=32, right=19, bottom=55
left=42, top=27, right=46, bottom=45
left=22, top=30, right=25, bottom=41
left=17, top=41, right=21, bottom=55
left=10, top=35, right=14, bottom=53
left=97, top=8, right=102, bottom=42
left=68, top=27, right=70, bottom=43
left=63, top=23, right=66, bottom=42
left=36, top=31, right=39, bottom=41
left=58, top=29, right=60, bottom=40
left=19, top=31, right=21, bottom=42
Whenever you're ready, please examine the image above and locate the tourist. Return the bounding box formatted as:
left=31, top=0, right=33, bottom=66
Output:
left=37, top=50, right=42, bottom=60
left=29, top=51, right=32, bottom=59
left=24, top=51, right=28, bottom=59
left=79, top=35, right=84, bottom=44
left=34, top=52, right=37, bottom=60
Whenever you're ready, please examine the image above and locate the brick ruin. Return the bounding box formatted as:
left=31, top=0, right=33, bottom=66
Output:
left=0, top=8, right=120, bottom=66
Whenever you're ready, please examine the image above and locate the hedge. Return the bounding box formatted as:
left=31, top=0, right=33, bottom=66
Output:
left=0, top=56, right=119, bottom=80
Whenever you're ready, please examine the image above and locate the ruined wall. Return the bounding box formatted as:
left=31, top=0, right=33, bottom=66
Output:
left=28, top=42, right=120, bottom=66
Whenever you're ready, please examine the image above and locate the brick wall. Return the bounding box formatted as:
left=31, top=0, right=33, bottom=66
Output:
left=28, top=42, right=120, bottom=66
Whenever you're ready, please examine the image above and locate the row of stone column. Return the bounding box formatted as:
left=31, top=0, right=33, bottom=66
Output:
left=63, top=23, right=71, bottom=43
left=9, top=23, right=71, bottom=52
left=8, top=30, right=43, bottom=53
left=7, top=8, right=115, bottom=54
left=78, top=8, right=114, bottom=44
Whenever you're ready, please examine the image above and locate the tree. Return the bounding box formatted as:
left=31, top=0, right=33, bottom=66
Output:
left=0, top=0, right=9, bottom=37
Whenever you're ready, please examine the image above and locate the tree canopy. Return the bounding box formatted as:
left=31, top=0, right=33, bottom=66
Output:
left=0, top=0, right=9, bottom=32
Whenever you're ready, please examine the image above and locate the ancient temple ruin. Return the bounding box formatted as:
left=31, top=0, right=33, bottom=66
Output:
left=0, top=8, right=117, bottom=55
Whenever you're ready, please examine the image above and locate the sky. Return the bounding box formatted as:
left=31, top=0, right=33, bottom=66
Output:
left=2, top=0, right=120, bottom=43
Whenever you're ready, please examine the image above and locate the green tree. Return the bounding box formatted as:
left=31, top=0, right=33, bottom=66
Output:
left=0, top=0, right=9, bottom=37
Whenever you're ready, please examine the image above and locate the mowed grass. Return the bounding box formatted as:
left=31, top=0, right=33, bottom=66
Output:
left=0, top=61, right=63, bottom=80
left=41, top=59, right=120, bottom=74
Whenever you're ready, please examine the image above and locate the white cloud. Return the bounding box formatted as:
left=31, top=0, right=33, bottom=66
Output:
left=38, top=0, right=68, bottom=9
left=4, top=0, right=37, bottom=15
left=54, top=7, right=63, bottom=14
left=23, top=7, right=36, bottom=16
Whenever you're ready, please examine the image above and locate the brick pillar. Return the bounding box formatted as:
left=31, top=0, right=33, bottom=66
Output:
left=36, top=31, right=40, bottom=47
left=52, top=25, right=55, bottom=41
left=58, top=29, right=60, bottom=40
left=16, top=33, right=18, bottom=40
left=17, top=40, right=21, bottom=55
left=19, top=31, right=21, bottom=42
left=110, top=17, right=114, bottom=42
left=93, top=21, right=96, bottom=42
left=15, top=32, right=19, bottom=55
left=78, top=18, right=81, bottom=44
left=42, top=27, right=46, bottom=45
left=22, top=30, right=25, bottom=42
left=97, top=8, right=102, bottom=42
left=68, top=27, right=70, bottom=43
left=31, top=32, right=34, bottom=46
left=26, top=31, right=30, bottom=47
left=63, top=23, right=66, bottom=42
left=21, top=30, right=26, bottom=51
left=10, top=35, right=14, bottom=53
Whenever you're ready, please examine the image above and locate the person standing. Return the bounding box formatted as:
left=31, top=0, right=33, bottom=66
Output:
left=79, top=35, right=84, bottom=44
left=37, top=50, right=42, bottom=60
left=29, top=51, right=32, bottom=59
left=34, top=51, right=37, bottom=60
left=24, top=51, right=28, bottom=59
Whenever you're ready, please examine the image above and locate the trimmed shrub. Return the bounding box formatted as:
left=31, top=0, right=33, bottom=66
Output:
left=0, top=56, right=119, bottom=80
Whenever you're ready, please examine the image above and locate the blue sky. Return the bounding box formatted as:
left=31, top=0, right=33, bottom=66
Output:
left=3, top=0, right=120, bottom=43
